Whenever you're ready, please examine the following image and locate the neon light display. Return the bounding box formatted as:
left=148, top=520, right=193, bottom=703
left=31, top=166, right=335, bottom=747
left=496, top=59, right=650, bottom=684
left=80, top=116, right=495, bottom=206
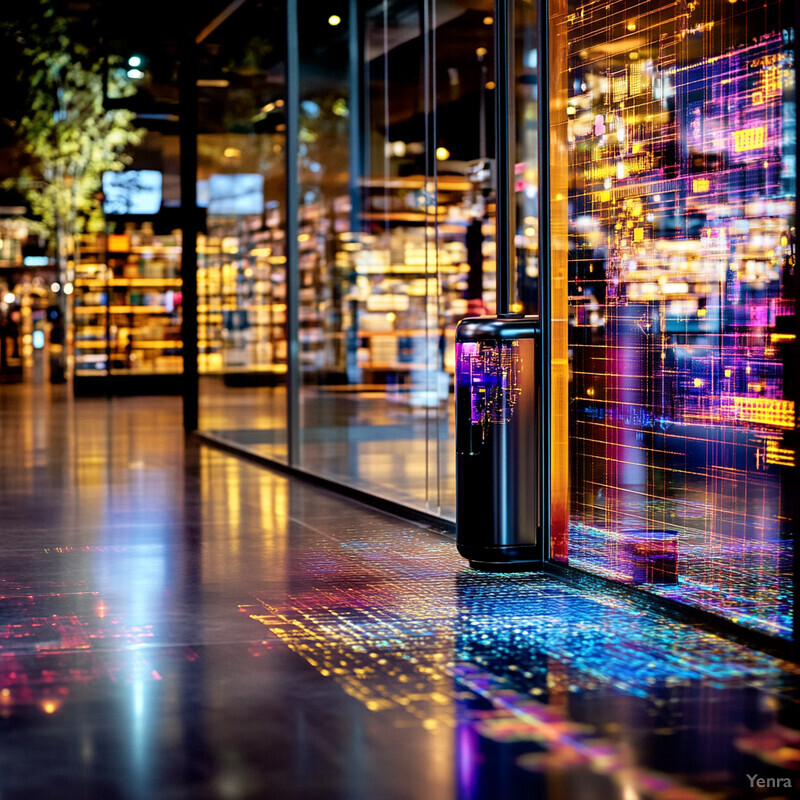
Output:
left=456, top=341, right=524, bottom=450
left=565, top=0, right=796, bottom=636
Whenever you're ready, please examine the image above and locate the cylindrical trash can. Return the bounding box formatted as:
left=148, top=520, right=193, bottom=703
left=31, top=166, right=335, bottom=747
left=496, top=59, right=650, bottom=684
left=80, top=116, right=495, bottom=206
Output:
left=455, top=314, right=541, bottom=571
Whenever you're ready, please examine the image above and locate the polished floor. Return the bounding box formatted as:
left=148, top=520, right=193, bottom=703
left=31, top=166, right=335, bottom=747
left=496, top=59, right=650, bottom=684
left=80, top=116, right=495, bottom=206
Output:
left=1, top=381, right=799, bottom=799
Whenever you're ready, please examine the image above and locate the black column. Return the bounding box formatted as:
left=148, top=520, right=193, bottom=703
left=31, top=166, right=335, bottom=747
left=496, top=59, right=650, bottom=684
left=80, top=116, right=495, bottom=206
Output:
left=179, top=34, right=199, bottom=433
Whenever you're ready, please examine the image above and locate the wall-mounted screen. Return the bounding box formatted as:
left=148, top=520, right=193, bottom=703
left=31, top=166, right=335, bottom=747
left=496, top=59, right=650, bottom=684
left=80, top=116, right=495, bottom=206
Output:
left=102, top=170, right=163, bottom=215
left=207, top=174, right=264, bottom=216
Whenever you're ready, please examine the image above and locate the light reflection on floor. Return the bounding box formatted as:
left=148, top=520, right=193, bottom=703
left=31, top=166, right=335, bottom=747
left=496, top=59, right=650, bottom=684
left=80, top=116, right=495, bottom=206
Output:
left=5, top=383, right=794, bottom=797
left=247, top=525, right=800, bottom=799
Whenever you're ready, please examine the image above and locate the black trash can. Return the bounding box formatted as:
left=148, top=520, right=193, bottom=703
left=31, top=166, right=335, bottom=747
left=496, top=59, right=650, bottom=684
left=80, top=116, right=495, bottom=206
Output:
left=455, top=314, right=541, bottom=571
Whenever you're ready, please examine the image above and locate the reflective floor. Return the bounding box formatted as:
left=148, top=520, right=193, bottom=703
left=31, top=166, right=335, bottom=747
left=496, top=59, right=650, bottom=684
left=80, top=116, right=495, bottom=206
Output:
left=1, top=381, right=799, bottom=799
left=199, top=378, right=456, bottom=516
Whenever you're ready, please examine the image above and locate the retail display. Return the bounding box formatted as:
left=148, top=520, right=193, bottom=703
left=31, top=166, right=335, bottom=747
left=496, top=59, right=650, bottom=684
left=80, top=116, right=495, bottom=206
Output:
left=197, top=210, right=287, bottom=383
left=72, top=226, right=182, bottom=392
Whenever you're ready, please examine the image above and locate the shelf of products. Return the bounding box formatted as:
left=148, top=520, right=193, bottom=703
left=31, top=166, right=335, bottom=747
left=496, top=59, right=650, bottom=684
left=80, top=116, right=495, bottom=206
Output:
left=72, top=226, right=183, bottom=392
left=196, top=175, right=501, bottom=404
left=197, top=209, right=287, bottom=383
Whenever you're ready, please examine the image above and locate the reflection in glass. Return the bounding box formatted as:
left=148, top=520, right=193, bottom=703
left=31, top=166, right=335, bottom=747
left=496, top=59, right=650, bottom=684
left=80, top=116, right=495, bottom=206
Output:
left=196, top=1, right=289, bottom=462
left=292, top=1, right=517, bottom=518
left=559, top=0, right=796, bottom=636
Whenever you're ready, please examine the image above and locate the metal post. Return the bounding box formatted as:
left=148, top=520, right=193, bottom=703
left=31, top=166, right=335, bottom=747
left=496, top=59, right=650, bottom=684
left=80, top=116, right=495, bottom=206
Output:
left=179, top=34, right=199, bottom=433
left=494, top=0, right=516, bottom=314
left=345, top=0, right=362, bottom=384
left=536, top=0, right=552, bottom=561
left=348, top=0, right=362, bottom=235
left=791, top=0, right=799, bottom=647
left=285, top=0, right=301, bottom=464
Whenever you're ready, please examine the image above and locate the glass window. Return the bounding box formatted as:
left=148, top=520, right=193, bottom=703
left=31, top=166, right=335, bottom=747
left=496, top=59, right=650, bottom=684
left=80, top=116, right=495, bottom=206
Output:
left=294, top=0, right=501, bottom=518
left=552, top=0, right=796, bottom=637
left=196, top=1, right=288, bottom=462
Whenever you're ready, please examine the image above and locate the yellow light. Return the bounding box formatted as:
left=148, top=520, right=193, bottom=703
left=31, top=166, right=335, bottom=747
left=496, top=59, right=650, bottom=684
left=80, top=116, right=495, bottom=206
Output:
left=627, top=21, right=636, bottom=31
left=693, top=378, right=703, bottom=388
left=483, top=16, right=494, bottom=25
left=733, top=126, right=766, bottom=153
left=435, top=146, right=450, bottom=161
left=735, top=397, right=795, bottom=428
left=693, top=178, right=710, bottom=193
left=328, top=14, right=341, bottom=26
left=485, top=81, right=496, bottom=90
left=476, top=47, right=488, bottom=58
left=41, top=701, right=59, bottom=715
left=223, top=147, right=241, bottom=158
left=697, top=308, right=707, bottom=317
left=724, top=369, right=732, bottom=378
left=586, top=387, right=595, bottom=397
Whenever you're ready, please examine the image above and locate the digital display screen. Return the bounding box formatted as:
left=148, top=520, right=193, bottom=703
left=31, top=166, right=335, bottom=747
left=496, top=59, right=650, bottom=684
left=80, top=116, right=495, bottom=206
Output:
left=102, top=170, right=163, bottom=215
left=564, top=0, right=795, bottom=637
left=207, top=173, right=264, bottom=216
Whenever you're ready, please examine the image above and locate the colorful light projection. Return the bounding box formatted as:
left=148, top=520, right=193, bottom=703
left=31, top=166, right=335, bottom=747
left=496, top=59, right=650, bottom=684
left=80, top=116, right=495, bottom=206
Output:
left=564, top=0, right=796, bottom=636
left=245, top=524, right=800, bottom=796
left=456, top=341, right=524, bottom=451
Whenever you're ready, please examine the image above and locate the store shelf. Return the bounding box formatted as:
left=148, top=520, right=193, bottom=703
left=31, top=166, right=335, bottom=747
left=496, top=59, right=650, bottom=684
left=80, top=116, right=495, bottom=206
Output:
left=72, top=227, right=183, bottom=393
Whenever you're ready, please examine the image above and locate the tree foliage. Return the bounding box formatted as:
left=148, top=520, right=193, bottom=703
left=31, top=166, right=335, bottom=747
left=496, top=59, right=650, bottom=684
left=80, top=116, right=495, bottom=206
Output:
left=2, top=2, right=144, bottom=240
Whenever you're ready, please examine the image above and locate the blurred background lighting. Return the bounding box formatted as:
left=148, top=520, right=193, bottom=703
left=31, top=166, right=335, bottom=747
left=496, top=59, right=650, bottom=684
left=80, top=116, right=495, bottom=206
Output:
left=328, top=14, right=341, bottom=26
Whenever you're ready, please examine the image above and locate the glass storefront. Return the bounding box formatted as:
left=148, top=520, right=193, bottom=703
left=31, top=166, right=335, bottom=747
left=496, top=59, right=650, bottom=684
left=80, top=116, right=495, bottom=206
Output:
left=193, top=0, right=796, bottom=641
left=552, top=0, right=796, bottom=636
left=196, top=1, right=289, bottom=462
left=294, top=1, right=499, bottom=514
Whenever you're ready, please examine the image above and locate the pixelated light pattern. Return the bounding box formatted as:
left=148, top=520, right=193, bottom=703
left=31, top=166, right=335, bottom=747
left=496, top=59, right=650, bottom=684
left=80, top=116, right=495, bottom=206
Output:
left=0, top=551, right=162, bottom=717
left=246, top=526, right=800, bottom=798
left=456, top=341, right=524, bottom=452
left=564, top=0, right=796, bottom=637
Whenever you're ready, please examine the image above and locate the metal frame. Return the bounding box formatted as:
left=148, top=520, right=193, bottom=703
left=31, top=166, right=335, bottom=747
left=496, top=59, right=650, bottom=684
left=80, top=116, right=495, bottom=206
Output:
left=494, top=0, right=516, bottom=315
left=285, top=0, right=301, bottom=464
left=179, top=32, right=199, bottom=432
left=536, top=0, right=552, bottom=566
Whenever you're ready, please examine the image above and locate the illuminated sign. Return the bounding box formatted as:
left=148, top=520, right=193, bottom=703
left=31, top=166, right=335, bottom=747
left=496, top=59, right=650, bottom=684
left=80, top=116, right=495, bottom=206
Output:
left=733, top=126, right=766, bottom=152
left=733, top=396, right=795, bottom=428
left=207, top=174, right=264, bottom=216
